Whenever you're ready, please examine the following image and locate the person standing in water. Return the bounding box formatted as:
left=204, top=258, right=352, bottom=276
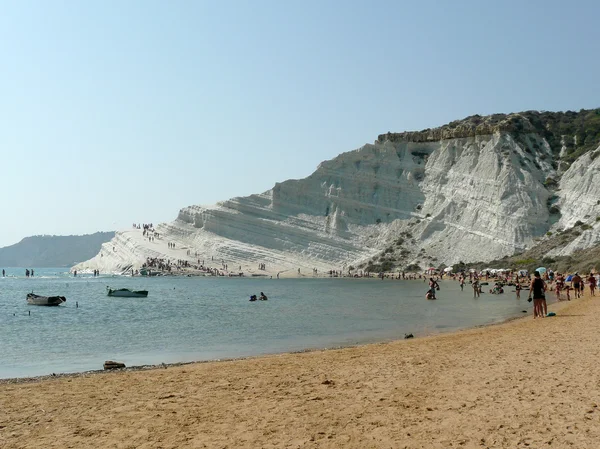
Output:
left=428, top=277, right=439, bottom=299
left=472, top=279, right=480, bottom=298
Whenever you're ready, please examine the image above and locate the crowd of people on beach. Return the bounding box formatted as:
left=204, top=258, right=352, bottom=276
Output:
left=141, top=256, right=236, bottom=277
left=423, top=267, right=599, bottom=318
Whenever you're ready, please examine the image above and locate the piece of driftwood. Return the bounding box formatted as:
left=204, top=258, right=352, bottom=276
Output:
left=103, top=361, right=126, bottom=370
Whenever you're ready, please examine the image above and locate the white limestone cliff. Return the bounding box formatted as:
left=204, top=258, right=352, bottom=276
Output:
left=74, top=112, right=600, bottom=275
left=546, top=149, right=600, bottom=256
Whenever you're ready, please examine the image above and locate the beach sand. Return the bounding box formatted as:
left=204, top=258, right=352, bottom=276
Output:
left=2, top=294, right=600, bottom=448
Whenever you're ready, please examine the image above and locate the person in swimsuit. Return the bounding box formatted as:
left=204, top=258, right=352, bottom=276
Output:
left=571, top=272, right=582, bottom=299
left=428, top=278, right=439, bottom=299
left=472, top=279, right=480, bottom=298
left=589, top=274, right=597, bottom=296
left=555, top=273, right=564, bottom=300
left=528, top=271, right=547, bottom=318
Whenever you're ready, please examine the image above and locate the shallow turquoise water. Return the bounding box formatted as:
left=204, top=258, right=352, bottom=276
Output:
left=0, top=268, right=532, bottom=378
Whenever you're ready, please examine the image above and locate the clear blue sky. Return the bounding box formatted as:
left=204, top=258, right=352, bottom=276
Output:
left=1, top=0, right=598, bottom=247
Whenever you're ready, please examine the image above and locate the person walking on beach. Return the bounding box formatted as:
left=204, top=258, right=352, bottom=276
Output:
left=528, top=271, right=547, bottom=318
left=589, top=273, right=597, bottom=296
left=571, top=272, right=582, bottom=299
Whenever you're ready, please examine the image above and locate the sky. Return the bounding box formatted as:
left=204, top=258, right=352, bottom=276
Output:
left=1, top=0, right=598, bottom=247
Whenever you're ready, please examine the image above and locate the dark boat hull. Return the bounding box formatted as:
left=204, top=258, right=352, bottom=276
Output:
left=107, top=288, right=149, bottom=298
left=26, top=294, right=66, bottom=306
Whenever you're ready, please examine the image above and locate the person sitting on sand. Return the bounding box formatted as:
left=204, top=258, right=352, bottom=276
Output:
left=259, top=292, right=268, bottom=301
left=528, top=271, right=547, bottom=318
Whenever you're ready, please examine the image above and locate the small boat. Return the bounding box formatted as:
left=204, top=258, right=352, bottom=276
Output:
left=26, top=293, right=66, bottom=306
left=107, top=287, right=149, bottom=298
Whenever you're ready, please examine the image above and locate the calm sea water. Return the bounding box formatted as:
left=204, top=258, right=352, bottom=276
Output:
left=0, top=268, right=532, bottom=379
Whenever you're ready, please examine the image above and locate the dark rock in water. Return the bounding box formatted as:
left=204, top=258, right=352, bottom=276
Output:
left=522, top=310, right=528, bottom=313
left=404, top=333, right=414, bottom=339
left=103, top=360, right=126, bottom=370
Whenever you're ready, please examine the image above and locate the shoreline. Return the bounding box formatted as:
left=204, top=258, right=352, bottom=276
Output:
left=0, top=289, right=565, bottom=384
left=2, top=293, right=596, bottom=447
left=1, top=288, right=541, bottom=384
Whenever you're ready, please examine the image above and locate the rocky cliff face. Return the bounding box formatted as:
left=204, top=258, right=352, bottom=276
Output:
left=74, top=109, right=600, bottom=274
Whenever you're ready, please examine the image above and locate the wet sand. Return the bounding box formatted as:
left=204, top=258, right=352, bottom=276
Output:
left=2, top=293, right=599, bottom=448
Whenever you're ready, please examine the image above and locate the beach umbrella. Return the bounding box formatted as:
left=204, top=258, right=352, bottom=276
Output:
left=536, top=267, right=547, bottom=274
left=443, top=267, right=453, bottom=273
left=565, top=274, right=573, bottom=282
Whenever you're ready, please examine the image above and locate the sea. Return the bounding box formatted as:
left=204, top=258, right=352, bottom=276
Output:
left=0, top=267, right=532, bottom=379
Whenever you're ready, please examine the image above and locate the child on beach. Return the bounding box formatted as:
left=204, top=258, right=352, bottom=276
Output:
left=515, top=283, right=521, bottom=299
left=565, top=285, right=571, bottom=301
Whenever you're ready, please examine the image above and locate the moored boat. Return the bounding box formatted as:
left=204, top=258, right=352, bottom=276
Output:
left=26, top=293, right=67, bottom=306
left=106, top=287, right=149, bottom=298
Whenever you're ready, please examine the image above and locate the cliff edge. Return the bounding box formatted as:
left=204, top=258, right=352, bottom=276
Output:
left=74, top=109, right=600, bottom=275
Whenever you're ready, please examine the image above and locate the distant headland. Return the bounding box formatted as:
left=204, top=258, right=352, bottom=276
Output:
left=0, top=232, right=115, bottom=267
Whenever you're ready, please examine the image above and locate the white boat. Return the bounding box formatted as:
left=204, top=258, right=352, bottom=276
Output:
left=106, top=287, right=149, bottom=298
left=26, top=293, right=67, bottom=306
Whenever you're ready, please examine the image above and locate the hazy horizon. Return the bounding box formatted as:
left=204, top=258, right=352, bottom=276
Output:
left=2, top=0, right=599, bottom=247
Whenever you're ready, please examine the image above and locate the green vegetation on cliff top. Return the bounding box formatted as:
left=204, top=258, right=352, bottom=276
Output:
left=379, top=108, right=600, bottom=162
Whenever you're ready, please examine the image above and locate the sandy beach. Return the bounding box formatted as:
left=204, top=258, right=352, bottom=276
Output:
left=2, top=293, right=599, bottom=448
